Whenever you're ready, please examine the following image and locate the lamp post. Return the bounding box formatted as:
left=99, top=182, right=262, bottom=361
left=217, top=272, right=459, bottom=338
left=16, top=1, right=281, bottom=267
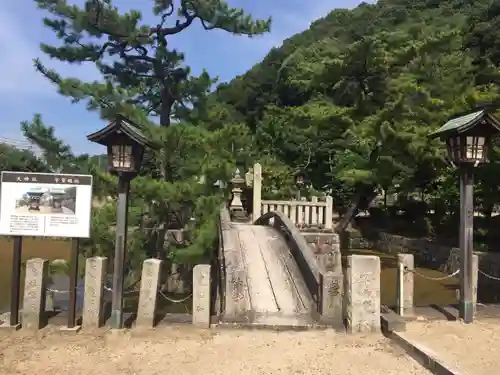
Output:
left=294, top=169, right=306, bottom=200
left=429, top=108, right=500, bottom=323
left=87, top=114, right=153, bottom=329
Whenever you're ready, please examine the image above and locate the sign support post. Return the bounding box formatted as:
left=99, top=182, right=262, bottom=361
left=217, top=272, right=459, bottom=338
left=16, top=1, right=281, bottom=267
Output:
left=67, top=238, right=80, bottom=329
left=8, top=236, right=22, bottom=328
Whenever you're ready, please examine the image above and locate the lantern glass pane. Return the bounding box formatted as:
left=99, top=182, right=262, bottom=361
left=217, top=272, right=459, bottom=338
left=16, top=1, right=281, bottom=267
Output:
left=466, top=136, right=473, bottom=159
left=465, top=136, right=485, bottom=161
left=111, top=145, right=133, bottom=169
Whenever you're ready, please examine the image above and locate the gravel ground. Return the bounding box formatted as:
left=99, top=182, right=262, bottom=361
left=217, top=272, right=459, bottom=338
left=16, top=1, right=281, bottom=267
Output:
left=0, top=327, right=431, bottom=375
left=403, top=319, right=500, bottom=375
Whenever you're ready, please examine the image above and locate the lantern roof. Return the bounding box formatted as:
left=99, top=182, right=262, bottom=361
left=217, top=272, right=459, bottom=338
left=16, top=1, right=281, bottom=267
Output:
left=87, top=114, right=154, bottom=148
left=429, top=109, right=500, bottom=139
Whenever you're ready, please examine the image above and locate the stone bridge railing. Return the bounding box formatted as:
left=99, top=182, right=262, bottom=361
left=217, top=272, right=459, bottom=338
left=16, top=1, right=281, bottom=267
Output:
left=260, top=197, right=333, bottom=230
left=249, top=163, right=333, bottom=230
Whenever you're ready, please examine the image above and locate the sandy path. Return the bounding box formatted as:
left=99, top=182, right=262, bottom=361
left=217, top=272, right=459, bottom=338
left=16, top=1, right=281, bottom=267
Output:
left=403, top=320, right=500, bottom=375
left=0, top=327, right=431, bottom=375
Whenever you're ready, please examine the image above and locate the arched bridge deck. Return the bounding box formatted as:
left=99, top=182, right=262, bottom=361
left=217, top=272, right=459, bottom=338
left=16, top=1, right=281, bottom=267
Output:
left=233, top=223, right=314, bottom=325
left=218, top=208, right=325, bottom=327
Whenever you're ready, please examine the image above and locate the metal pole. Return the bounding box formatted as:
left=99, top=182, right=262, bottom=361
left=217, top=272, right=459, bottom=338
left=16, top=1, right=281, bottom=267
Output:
left=67, top=238, right=79, bottom=328
left=9, top=236, right=22, bottom=327
left=110, top=175, right=130, bottom=329
left=459, top=168, right=474, bottom=323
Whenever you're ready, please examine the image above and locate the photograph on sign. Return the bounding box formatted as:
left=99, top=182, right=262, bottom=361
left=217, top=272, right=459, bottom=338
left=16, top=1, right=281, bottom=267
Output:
left=0, top=172, right=93, bottom=238
left=15, top=186, right=77, bottom=215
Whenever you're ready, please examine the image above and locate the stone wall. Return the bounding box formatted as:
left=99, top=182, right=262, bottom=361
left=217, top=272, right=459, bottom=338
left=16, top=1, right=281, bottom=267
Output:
left=344, top=228, right=500, bottom=302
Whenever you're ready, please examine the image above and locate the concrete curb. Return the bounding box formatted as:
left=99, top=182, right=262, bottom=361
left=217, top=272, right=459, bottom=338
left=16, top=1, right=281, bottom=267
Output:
left=388, top=331, right=469, bottom=375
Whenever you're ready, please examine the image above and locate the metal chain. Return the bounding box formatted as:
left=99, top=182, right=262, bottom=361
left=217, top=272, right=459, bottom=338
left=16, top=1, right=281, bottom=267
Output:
left=478, top=269, right=500, bottom=281
left=158, top=290, right=193, bottom=303
left=47, top=288, right=69, bottom=294
left=405, top=267, right=460, bottom=281
left=47, top=276, right=142, bottom=295
left=48, top=286, right=193, bottom=304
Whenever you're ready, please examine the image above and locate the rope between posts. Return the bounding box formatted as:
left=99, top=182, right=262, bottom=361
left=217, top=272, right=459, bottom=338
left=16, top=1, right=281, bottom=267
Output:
left=405, top=267, right=460, bottom=281
left=478, top=269, right=500, bottom=281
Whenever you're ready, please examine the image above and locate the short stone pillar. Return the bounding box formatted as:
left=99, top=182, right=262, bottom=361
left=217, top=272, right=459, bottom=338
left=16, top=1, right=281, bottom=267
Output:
left=345, top=255, right=381, bottom=333
left=472, top=254, right=478, bottom=315
left=325, top=196, right=333, bottom=230
left=136, top=258, right=162, bottom=328
left=319, top=269, right=343, bottom=326
left=22, top=258, right=49, bottom=330
left=82, top=256, right=107, bottom=329
left=396, top=254, right=414, bottom=317
left=193, top=264, right=211, bottom=328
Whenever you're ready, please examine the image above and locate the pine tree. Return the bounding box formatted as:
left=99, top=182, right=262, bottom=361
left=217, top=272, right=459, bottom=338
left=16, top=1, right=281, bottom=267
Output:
left=0, top=143, right=49, bottom=172
left=34, top=0, right=270, bottom=128
left=27, top=0, right=270, bottom=270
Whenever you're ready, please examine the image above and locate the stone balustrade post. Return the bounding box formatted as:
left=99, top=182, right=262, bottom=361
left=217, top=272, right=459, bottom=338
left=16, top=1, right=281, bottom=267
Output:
left=193, top=264, right=211, bottom=328
left=22, top=258, right=49, bottom=330
left=396, top=254, right=414, bottom=317
left=136, top=258, right=162, bottom=328
left=345, top=255, right=380, bottom=333
left=311, top=196, right=318, bottom=225
left=325, top=196, right=333, bottom=230
left=252, top=163, right=262, bottom=222
left=289, top=203, right=297, bottom=224
left=304, top=201, right=310, bottom=226
left=82, top=256, right=107, bottom=329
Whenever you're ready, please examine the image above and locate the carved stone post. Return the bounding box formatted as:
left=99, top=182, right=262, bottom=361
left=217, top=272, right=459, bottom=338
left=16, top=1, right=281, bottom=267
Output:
left=345, top=255, right=380, bottom=333
left=22, top=258, right=49, bottom=331
left=82, top=256, right=107, bottom=329
left=136, top=259, right=162, bottom=328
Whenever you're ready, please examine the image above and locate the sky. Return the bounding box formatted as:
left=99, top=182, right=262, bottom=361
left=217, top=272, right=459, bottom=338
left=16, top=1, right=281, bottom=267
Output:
left=0, top=0, right=371, bottom=155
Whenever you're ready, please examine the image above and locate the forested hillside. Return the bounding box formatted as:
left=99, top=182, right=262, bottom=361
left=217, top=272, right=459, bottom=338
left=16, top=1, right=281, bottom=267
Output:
left=208, top=0, right=500, bottom=236
left=4, top=0, right=500, bottom=266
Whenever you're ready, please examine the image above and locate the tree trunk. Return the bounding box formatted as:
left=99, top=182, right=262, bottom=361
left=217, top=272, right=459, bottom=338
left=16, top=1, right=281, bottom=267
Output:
left=335, top=188, right=377, bottom=233
left=335, top=194, right=361, bottom=233
left=159, top=89, right=172, bottom=128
